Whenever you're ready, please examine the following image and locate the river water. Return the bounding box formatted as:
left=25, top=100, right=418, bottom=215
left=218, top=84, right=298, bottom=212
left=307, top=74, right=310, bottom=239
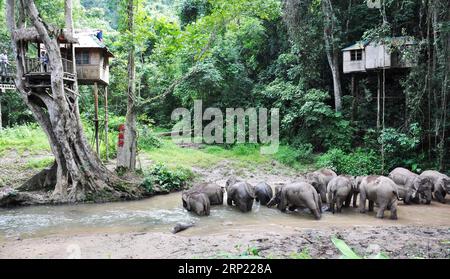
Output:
left=1, top=192, right=450, bottom=240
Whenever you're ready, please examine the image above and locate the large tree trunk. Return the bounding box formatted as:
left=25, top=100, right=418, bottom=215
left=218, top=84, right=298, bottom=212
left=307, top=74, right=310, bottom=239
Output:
left=322, top=0, right=342, bottom=112
left=5, top=0, right=140, bottom=203
left=117, top=0, right=138, bottom=171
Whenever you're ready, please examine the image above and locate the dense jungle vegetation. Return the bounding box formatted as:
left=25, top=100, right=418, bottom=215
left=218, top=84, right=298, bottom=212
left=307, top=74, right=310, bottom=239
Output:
left=0, top=0, right=449, bottom=175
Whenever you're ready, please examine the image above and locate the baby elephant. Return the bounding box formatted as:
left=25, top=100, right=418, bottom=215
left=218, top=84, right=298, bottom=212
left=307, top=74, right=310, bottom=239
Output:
left=420, top=170, right=450, bottom=203
left=225, top=177, right=255, bottom=213
left=267, top=182, right=322, bottom=220
left=359, top=176, right=399, bottom=220
left=182, top=191, right=210, bottom=216
left=254, top=182, right=273, bottom=206
left=389, top=167, right=433, bottom=204
left=327, top=176, right=353, bottom=214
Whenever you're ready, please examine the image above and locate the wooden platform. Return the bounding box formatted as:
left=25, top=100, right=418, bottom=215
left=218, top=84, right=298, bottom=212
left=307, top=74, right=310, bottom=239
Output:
left=24, top=72, right=76, bottom=88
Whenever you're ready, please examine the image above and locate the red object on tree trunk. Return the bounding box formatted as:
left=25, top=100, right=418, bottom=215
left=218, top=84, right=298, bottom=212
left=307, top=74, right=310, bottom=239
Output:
left=118, top=124, right=125, bottom=147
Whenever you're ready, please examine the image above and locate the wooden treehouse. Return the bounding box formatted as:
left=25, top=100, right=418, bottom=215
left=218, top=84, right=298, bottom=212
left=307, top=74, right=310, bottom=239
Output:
left=342, top=37, right=416, bottom=74
left=341, top=37, right=417, bottom=129
left=75, top=30, right=114, bottom=86
left=7, top=28, right=114, bottom=157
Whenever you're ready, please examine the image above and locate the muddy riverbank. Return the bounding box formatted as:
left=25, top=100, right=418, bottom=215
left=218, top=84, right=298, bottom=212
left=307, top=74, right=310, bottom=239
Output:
left=1, top=225, right=449, bottom=259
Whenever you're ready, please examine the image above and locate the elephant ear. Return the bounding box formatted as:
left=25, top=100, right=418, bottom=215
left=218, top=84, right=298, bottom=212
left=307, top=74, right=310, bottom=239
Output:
left=184, top=195, right=191, bottom=210
left=442, top=178, right=450, bottom=193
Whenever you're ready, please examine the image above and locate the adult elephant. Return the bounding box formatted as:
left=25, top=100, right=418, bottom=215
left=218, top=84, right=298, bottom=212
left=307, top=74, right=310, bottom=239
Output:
left=267, top=182, right=322, bottom=220
left=253, top=182, right=273, bottom=206
left=306, top=169, right=337, bottom=203
left=389, top=167, right=433, bottom=204
left=420, top=170, right=450, bottom=203
left=358, top=176, right=399, bottom=220
left=225, top=177, right=255, bottom=213
left=185, top=182, right=224, bottom=205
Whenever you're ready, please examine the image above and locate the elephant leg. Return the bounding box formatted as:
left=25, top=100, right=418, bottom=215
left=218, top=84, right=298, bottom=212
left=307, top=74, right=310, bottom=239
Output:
left=310, top=208, right=321, bottom=220
left=327, top=192, right=333, bottom=212
left=423, top=191, right=432, bottom=205
left=238, top=203, right=247, bottom=212
left=368, top=200, right=374, bottom=212
left=435, top=191, right=446, bottom=204
left=359, top=191, right=367, bottom=213
left=353, top=193, right=358, bottom=208
left=344, top=194, right=352, bottom=208
left=246, top=199, right=253, bottom=212
left=227, top=197, right=233, bottom=206
left=306, top=200, right=321, bottom=220
left=389, top=201, right=397, bottom=220
left=404, top=192, right=412, bottom=205
left=336, top=197, right=343, bottom=213
left=376, top=202, right=387, bottom=219
left=320, top=190, right=327, bottom=203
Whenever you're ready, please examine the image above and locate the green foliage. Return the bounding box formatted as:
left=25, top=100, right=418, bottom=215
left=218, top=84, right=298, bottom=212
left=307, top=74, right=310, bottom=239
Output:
left=317, top=148, right=381, bottom=176
left=379, top=123, right=423, bottom=171
left=290, top=249, right=312, bottom=259
left=137, top=116, right=162, bottom=150
left=332, top=237, right=389, bottom=259
left=25, top=157, right=54, bottom=169
left=274, top=144, right=314, bottom=167
left=332, top=238, right=362, bottom=259
left=0, top=124, right=50, bottom=155
left=141, top=163, right=194, bottom=193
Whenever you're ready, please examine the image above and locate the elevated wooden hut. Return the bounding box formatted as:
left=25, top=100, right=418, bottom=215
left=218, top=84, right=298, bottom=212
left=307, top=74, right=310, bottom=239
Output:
left=74, top=31, right=114, bottom=85
left=342, top=37, right=416, bottom=74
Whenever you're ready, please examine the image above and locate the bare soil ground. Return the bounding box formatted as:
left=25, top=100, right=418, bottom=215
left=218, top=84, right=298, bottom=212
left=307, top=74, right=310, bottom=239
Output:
left=1, top=226, right=449, bottom=259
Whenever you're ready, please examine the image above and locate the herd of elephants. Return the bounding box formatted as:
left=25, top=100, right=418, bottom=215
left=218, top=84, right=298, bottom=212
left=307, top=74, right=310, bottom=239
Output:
left=181, top=168, right=450, bottom=220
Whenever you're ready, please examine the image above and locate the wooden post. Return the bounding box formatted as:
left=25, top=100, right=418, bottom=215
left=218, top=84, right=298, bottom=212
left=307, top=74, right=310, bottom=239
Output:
left=104, top=85, right=109, bottom=161
left=94, top=82, right=99, bottom=155
left=377, top=71, right=381, bottom=130
left=351, top=74, right=356, bottom=122
left=0, top=91, right=3, bottom=130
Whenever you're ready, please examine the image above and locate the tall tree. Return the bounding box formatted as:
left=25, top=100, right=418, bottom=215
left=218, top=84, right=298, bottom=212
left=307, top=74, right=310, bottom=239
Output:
left=5, top=0, right=138, bottom=202
left=321, top=0, right=342, bottom=112
left=117, top=0, right=138, bottom=171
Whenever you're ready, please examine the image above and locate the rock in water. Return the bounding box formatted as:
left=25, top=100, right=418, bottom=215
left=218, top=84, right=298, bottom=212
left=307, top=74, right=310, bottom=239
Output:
left=172, top=222, right=194, bottom=234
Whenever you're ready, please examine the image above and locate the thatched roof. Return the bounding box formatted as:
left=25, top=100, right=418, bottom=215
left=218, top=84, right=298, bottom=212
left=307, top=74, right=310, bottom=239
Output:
left=14, top=27, right=78, bottom=44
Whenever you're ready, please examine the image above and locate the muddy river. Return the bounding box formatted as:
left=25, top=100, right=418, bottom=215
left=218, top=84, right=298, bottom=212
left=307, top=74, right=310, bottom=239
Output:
left=1, top=192, right=450, bottom=241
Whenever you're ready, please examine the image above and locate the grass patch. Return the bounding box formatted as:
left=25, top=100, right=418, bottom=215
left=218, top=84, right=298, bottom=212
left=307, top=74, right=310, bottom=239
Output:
left=0, top=124, right=50, bottom=155
left=144, top=138, right=316, bottom=171
left=25, top=157, right=54, bottom=169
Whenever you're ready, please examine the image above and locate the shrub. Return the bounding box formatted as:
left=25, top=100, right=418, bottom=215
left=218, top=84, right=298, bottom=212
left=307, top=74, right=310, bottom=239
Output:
left=138, top=125, right=162, bottom=150
left=141, top=163, right=194, bottom=193
left=317, top=148, right=381, bottom=176
left=378, top=124, right=422, bottom=171
left=274, top=144, right=314, bottom=167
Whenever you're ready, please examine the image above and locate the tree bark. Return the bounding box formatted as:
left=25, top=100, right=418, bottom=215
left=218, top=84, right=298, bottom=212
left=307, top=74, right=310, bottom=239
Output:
left=322, top=0, right=342, bottom=112
left=117, top=0, right=138, bottom=171
left=5, top=0, right=140, bottom=203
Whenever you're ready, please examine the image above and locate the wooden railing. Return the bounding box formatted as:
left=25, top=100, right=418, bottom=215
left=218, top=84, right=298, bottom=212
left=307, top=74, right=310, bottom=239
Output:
left=24, top=57, right=74, bottom=74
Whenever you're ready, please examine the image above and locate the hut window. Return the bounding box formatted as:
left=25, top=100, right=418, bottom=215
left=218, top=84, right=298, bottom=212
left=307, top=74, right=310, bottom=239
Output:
left=350, top=50, right=363, bottom=61
left=76, top=51, right=90, bottom=65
